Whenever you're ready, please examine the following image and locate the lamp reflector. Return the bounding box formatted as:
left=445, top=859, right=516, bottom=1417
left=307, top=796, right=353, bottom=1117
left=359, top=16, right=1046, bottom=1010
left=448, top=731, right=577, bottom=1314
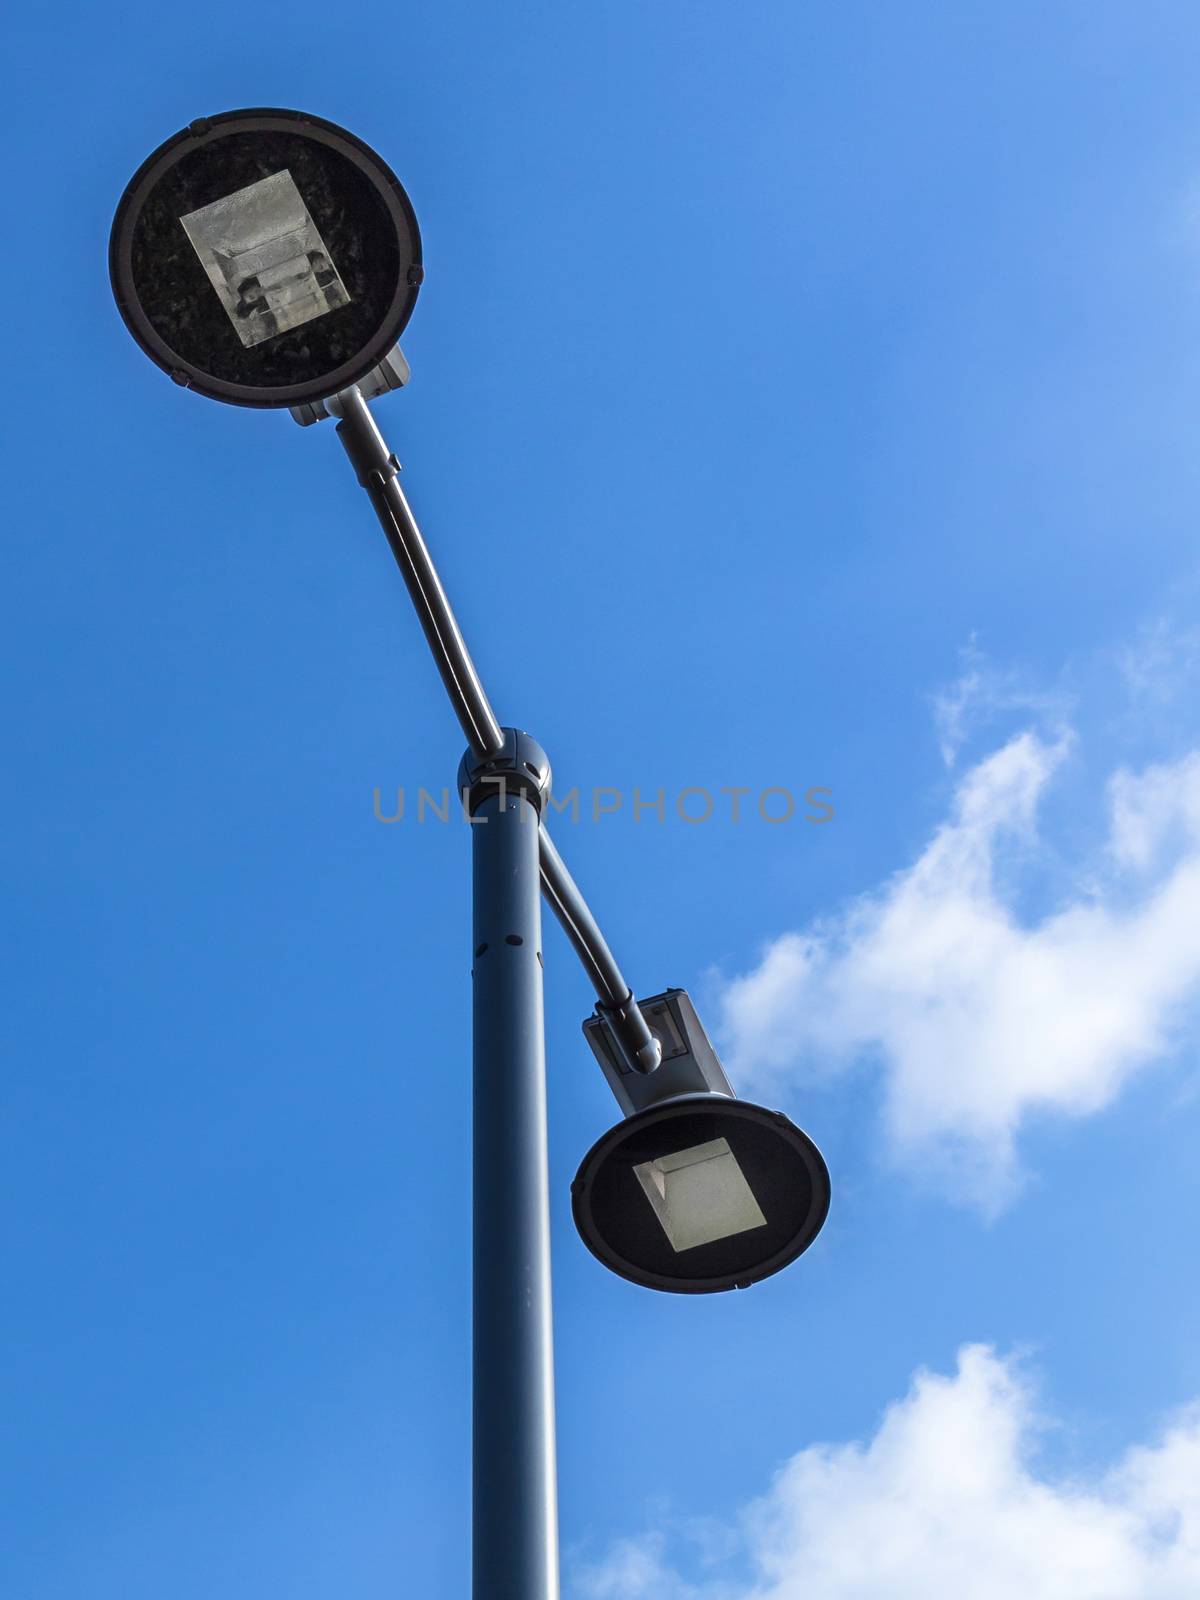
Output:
left=634, top=1137, right=767, bottom=1251
left=180, top=170, right=350, bottom=347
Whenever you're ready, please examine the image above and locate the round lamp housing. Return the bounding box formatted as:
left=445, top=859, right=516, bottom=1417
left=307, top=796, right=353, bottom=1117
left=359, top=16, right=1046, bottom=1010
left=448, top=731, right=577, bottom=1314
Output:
left=571, top=1094, right=830, bottom=1294
left=109, top=108, right=422, bottom=408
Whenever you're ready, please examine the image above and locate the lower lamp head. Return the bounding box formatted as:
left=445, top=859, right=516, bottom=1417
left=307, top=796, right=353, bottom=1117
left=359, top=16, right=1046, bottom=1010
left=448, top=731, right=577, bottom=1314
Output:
left=571, top=1093, right=830, bottom=1294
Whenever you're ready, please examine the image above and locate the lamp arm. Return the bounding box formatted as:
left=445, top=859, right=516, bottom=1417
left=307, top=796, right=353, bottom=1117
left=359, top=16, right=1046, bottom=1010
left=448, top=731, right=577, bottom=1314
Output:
left=537, top=828, right=661, bottom=1073
left=336, top=384, right=504, bottom=759
left=333, top=384, right=661, bottom=1075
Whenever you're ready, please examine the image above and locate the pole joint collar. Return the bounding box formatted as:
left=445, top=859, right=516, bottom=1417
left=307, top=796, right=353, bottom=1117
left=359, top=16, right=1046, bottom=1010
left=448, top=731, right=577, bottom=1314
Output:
left=459, top=729, right=552, bottom=817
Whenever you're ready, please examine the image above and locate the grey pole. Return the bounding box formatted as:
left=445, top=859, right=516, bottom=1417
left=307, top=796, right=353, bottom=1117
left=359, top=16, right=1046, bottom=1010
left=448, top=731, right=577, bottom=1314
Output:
left=463, top=734, right=559, bottom=1600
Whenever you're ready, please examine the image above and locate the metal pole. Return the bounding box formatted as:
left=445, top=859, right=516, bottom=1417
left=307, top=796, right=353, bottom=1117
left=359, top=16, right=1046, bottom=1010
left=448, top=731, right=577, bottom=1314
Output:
left=468, top=751, right=560, bottom=1600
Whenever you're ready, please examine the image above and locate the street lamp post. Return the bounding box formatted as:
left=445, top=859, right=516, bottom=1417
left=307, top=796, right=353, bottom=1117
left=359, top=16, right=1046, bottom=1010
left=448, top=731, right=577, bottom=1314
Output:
left=110, top=108, right=831, bottom=1600
left=463, top=736, right=558, bottom=1599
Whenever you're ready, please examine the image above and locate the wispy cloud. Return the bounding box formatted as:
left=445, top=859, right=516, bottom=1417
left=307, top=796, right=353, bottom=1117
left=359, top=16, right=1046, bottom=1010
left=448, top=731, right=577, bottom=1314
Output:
left=717, top=732, right=1200, bottom=1210
left=572, top=1346, right=1200, bottom=1600
left=1116, top=617, right=1200, bottom=709
left=932, top=637, right=1070, bottom=767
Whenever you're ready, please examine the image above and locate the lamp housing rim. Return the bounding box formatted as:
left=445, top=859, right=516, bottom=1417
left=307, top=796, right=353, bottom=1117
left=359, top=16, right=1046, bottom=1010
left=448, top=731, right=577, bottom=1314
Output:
left=109, top=107, right=423, bottom=409
left=571, top=1093, right=831, bottom=1295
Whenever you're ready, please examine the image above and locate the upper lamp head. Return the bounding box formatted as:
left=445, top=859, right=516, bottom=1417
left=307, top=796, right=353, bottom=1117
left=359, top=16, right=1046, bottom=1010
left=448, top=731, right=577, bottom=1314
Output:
left=109, top=109, right=422, bottom=408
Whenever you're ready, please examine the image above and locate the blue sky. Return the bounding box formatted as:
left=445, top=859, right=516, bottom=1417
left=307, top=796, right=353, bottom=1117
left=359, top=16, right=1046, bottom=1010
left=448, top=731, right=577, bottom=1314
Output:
left=5, top=3, right=1200, bottom=1595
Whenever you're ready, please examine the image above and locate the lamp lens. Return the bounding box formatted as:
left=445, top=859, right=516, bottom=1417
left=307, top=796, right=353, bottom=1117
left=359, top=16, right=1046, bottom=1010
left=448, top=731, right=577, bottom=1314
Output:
left=633, top=1136, right=767, bottom=1251
left=180, top=170, right=351, bottom=348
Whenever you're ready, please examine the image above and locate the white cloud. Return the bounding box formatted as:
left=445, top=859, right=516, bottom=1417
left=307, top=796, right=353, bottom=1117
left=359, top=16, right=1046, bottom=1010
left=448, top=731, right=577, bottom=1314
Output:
left=572, top=1346, right=1200, bottom=1600
left=718, top=733, right=1200, bottom=1209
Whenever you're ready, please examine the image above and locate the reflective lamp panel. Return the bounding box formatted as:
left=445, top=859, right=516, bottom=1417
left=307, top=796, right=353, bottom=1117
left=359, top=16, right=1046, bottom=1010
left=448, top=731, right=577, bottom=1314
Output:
left=572, top=1096, right=830, bottom=1294
left=634, top=1138, right=767, bottom=1251
left=180, top=170, right=351, bottom=347
left=110, top=109, right=422, bottom=408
